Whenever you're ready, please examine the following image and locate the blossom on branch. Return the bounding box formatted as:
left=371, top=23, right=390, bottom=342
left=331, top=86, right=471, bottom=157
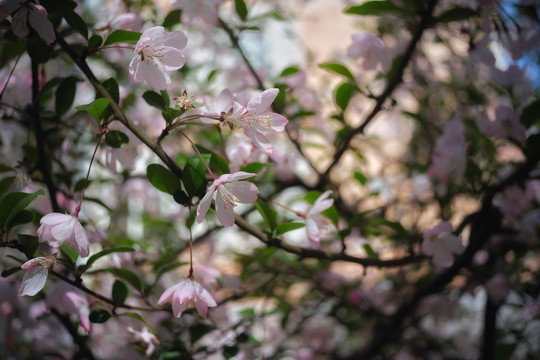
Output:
left=157, top=278, right=217, bottom=318
left=224, top=88, right=288, bottom=155
left=127, top=326, right=160, bottom=357
left=421, top=221, right=465, bottom=268
left=304, top=190, right=335, bottom=249
left=129, top=26, right=187, bottom=90
left=0, top=0, right=55, bottom=44
left=46, top=282, right=91, bottom=332
left=427, top=119, right=466, bottom=184
left=197, top=171, right=259, bottom=227
left=347, top=33, right=390, bottom=72
left=37, top=212, right=89, bottom=257
left=18, top=253, right=56, bottom=296
left=170, top=0, right=222, bottom=26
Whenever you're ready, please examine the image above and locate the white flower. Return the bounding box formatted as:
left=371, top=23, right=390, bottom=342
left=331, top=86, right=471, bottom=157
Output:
left=421, top=221, right=465, bottom=268
left=37, top=212, right=89, bottom=257
left=305, top=191, right=334, bottom=249
left=158, top=279, right=217, bottom=318
left=18, top=253, right=56, bottom=296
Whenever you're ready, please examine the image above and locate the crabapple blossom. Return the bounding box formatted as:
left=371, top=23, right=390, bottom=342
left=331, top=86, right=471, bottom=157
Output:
left=0, top=0, right=55, bottom=44
left=197, top=171, right=259, bottom=227
left=157, top=278, right=217, bottom=318
left=18, top=253, right=56, bottom=296
left=37, top=212, right=89, bottom=257
left=170, top=0, right=222, bottom=25
left=305, top=190, right=334, bottom=249
left=347, top=33, right=390, bottom=71
left=477, top=105, right=526, bottom=141
left=46, top=282, right=91, bottom=332
left=127, top=327, right=159, bottom=357
left=129, top=26, right=187, bottom=90
left=421, top=221, right=465, bottom=268
left=223, top=88, right=288, bottom=155
left=427, top=119, right=466, bottom=184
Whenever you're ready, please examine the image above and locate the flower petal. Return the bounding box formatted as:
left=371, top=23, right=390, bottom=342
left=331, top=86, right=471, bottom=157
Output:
left=19, top=266, right=48, bottom=296
left=196, top=187, right=215, bottom=223
left=215, top=190, right=235, bottom=227
left=225, top=181, right=258, bottom=203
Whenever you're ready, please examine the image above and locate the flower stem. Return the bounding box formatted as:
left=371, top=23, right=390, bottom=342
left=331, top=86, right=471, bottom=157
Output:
left=179, top=131, right=216, bottom=180
left=74, top=133, right=103, bottom=217
left=188, top=205, right=194, bottom=280
left=272, top=200, right=306, bottom=218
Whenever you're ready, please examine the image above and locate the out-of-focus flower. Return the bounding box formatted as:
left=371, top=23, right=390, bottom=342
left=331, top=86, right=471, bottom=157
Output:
left=18, top=253, right=56, bottom=296
left=37, top=212, right=89, bottom=257
left=224, top=88, right=288, bottom=155
left=0, top=0, right=55, bottom=44
left=421, top=221, right=465, bottom=268
left=46, top=282, right=91, bottom=332
left=304, top=190, right=334, bottom=249
left=127, top=326, right=159, bottom=356
left=158, top=278, right=217, bottom=318
left=170, top=0, right=222, bottom=25
left=477, top=105, right=526, bottom=141
left=427, top=119, right=466, bottom=184
left=196, top=172, right=259, bottom=227
left=129, top=26, right=187, bottom=90
left=486, top=274, right=510, bottom=305
left=347, top=33, right=390, bottom=71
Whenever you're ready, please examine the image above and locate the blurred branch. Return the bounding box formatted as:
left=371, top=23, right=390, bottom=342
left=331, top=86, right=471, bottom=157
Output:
left=234, top=214, right=425, bottom=267
left=319, top=0, right=440, bottom=187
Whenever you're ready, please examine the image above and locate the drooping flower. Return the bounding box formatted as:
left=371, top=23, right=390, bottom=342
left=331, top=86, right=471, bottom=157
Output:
left=0, top=0, right=55, bottom=44
left=18, top=253, right=56, bottom=296
left=223, top=89, right=288, bottom=155
left=427, top=119, right=466, bottom=184
left=129, top=26, right=187, bottom=90
left=157, top=278, right=217, bottom=318
left=127, top=326, right=160, bottom=357
left=46, top=282, right=91, bottom=332
left=421, top=221, right=465, bottom=268
left=304, top=191, right=335, bottom=249
left=197, top=171, right=259, bottom=227
left=37, top=212, right=89, bottom=257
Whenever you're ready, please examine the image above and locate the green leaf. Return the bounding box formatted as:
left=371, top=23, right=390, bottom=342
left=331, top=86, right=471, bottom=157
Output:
left=196, top=146, right=230, bottom=176
left=276, top=222, right=305, bottom=235
left=105, top=130, right=129, bottom=148
left=254, top=199, right=277, bottom=231
left=101, top=78, right=120, bottom=103
left=61, top=7, right=88, bottom=39
left=239, top=162, right=268, bottom=174
left=223, top=346, right=239, bottom=359
left=146, top=163, right=181, bottom=196
left=18, top=234, right=39, bottom=258
left=367, top=218, right=407, bottom=236
left=89, top=309, right=111, bottom=323
left=363, top=244, right=379, bottom=258
left=118, top=312, right=156, bottom=333
left=83, top=246, right=135, bottom=271
left=345, top=1, right=402, bottom=16
left=234, top=0, right=249, bottom=21
left=88, top=34, right=103, bottom=49
left=354, top=171, right=369, bottom=185
left=494, top=343, right=516, bottom=360
left=524, top=134, right=540, bottom=159
left=520, top=99, right=540, bottom=128
left=55, top=76, right=78, bottom=116
left=104, top=268, right=144, bottom=293
left=321, top=205, right=339, bottom=226
left=0, top=176, right=16, bottom=198
left=335, top=82, right=355, bottom=112
left=280, top=66, right=300, bottom=77
left=161, top=90, right=171, bottom=108
left=429, top=6, right=477, bottom=26
left=75, top=98, right=110, bottom=121
left=112, top=280, right=130, bottom=306
left=143, top=90, right=166, bottom=110
left=163, top=9, right=182, bottom=29
left=1, top=266, right=21, bottom=277
left=173, top=189, right=190, bottom=206
left=161, top=107, right=184, bottom=123
left=103, top=30, right=141, bottom=46
left=60, top=245, right=79, bottom=264
left=319, top=62, right=356, bottom=83
left=7, top=209, right=35, bottom=229
left=183, top=155, right=209, bottom=199
left=27, top=37, right=50, bottom=63
left=0, top=190, right=44, bottom=231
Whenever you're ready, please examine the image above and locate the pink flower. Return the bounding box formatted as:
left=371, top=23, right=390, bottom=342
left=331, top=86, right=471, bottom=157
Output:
left=1, top=0, right=55, bottom=44
left=157, top=279, right=217, bottom=318
left=485, top=274, right=509, bottom=305
left=224, top=88, right=289, bottom=155
left=127, top=327, right=160, bottom=357
left=46, top=282, right=91, bottom=332
left=421, top=221, right=465, bottom=268
left=477, top=105, right=526, bottom=141
left=18, top=253, right=56, bottom=296
left=129, top=26, right=187, bottom=90
left=197, top=171, right=259, bottom=227
left=37, top=212, right=89, bottom=257
left=170, top=0, right=222, bottom=25
left=347, top=33, right=390, bottom=71
left=305, top=191, right=334, bottom=249
left=427, top=119, right=466, bottom=184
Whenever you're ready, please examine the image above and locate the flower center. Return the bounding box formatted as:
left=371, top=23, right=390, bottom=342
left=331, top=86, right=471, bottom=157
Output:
left=218, top=185, right=239, bottom=209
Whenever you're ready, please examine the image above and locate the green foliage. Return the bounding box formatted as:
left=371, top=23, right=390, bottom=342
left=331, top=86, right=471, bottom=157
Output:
left=345, top=1, right=403, bottom=17
left=146, top=163, right=182, bottom=196
left=55, top=76, right=78, bottom=116
left=103, top=30, right=142, bottom=46
left=89, top=309, right=111, bottom=323
left=254, top=199, right=277, bottom=232
left=104, top=268, right=144, bottom=294
left=118, top=312, right=156, bottom=333
left=143, top=90, right=167, bottom=111
left=276, top=222, right=305, bottom=235
left=429, top=6, right=477, bottom=26
left=280, top=66, right=300, bottom=77
left=240, top=162, right=268, bottom=174
left=105, top=130, right=129, bottom=148
left=182, top=154, right=208, bottom=199
left=234, top=0, right=249, bottom=21
left=0, top=190, right=44, bottom=232
left=335, top=82, right=356, bottom=112
left=520, top=99, right=540, bottom=128
left=81, top=246, right=135, bottom=271
left=112, top=280, right=130, bottom=306
left=75, top=98, right=111, bottom=121
left=319, top=62, right=356, bottom=83
left=60, top=6, right=88, bottom=39
left=163, top=9, right=183, bottom=29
